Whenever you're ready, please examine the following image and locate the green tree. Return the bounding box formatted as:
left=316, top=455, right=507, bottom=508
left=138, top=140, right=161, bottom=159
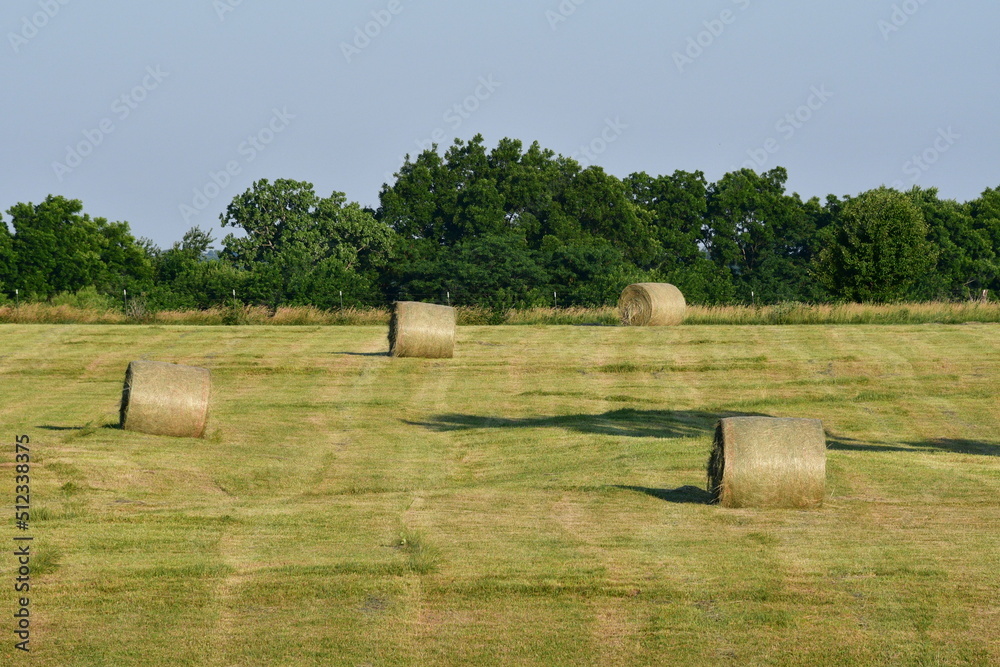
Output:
left=378, top=135, right=565, bottom=246
left=905, top=187, right=998, bottom=299
left=815, top=187, right=937, bottom=302
left=221, top=179, right=394, bottom=307
left=964, top=186, right=1000, bottom=296
left=491, top=138, right=570, bottom=242
left=377, top=138, right=490, bottom=245
left=379, top=136, right=652, bottom=307
left=5, top=196, right=151, bottom=299
left=148, top=227, right=246, bottom=310
left=391, top=232, right=547, bottom=311
left=542, top=240, right=645, bottom=306
left=551, top=166, right=657, bottom=268
left=969, top=186, right=1000, bottom=229
left=94, top=219, right=154, bottom=295
left=705, top=168, right=818, bottom=303
left=627, top=170, right=736, bottom=304
left=7, top=196, right=103, bottom=297
left=0, top=216, right=14, bottom=296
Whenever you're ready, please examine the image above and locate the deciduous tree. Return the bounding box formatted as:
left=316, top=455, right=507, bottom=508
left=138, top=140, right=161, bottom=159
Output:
left=221, top=179, right=394, bottom=306
left=816, top=187, right=937, bottom=302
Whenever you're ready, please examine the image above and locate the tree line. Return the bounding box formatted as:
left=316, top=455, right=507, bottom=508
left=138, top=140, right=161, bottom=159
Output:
left=2, top=135, right=999, bottom=311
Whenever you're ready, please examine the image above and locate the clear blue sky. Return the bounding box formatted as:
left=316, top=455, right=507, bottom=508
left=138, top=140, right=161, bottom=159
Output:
left=2, top=0, right=998, bottom=247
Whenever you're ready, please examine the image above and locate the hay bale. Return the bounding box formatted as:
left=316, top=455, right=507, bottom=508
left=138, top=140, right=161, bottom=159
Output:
left=707, top=417, right=826, bottom=508
left=388, top=301, right=456, bottom=358
left=119, top=361, right=211, bottom=438
left=618, top=283, right=686, bottom=326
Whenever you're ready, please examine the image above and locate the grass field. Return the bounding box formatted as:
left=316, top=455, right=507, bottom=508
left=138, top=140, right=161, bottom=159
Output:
left=2, top=323, right=999, bottom=665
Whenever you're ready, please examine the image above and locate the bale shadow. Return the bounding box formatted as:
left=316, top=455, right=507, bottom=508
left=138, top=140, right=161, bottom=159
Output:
left=828, top=433, right=999, bottom=457
left=407, top=409, right=769, bottom=440
left=337, top=351, right=389, bottom=357
left=613, top=484, right=713, bottom=505
left=37, top=421, right=121, bottom=433
left=415, top=413, right=999, bottom=457
left=907, top=438, right=1000, bottom=457
left=826, top=434, right=917, bottom=453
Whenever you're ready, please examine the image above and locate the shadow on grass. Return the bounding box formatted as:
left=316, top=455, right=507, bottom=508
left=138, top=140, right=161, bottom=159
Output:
left=412, top=412, right=1000, bottom=456
left=35, top=421, right=122, bottom=439
left=408, top=409, right=769, bottom=440
left=908, top=438, right=1000, bottom=457
left=52, top=426, right=1000, bottom=456
left=337, top=351, right=389, bottom=357
left=826, top=434, right=916, bottom=453
left=613, top=485, right=712, bottom=504
left=828, top=433, right=1000, bottom=457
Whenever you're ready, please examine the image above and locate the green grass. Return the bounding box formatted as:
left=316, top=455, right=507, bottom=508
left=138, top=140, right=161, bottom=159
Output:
left=1, top=323, right=999, bottom=665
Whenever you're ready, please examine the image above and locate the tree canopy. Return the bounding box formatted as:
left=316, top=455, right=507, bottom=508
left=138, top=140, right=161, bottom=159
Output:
left=220, top=178, right=393, bottom=308
left=816, top=188, right=937, bottom=302
left=2, top=136, right=999, bottom=310
left=4, top=195, right=151, bottom=300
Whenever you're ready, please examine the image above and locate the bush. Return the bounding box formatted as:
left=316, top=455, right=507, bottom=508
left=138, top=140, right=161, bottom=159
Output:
left=49, top=286, right=119, bottom=311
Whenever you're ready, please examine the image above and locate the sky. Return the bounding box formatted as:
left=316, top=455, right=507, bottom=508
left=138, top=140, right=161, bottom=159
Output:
left=2, top=0, right=999, bottom=248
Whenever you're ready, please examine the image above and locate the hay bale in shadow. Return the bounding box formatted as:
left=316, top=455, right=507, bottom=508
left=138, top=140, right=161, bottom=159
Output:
left=618, top=283, right=686, bottom=326
left=388, top=301, right=456, bottom=358
left=119, top=361, right=211, bottom=438
left=708, top=416, right=826, bottom=508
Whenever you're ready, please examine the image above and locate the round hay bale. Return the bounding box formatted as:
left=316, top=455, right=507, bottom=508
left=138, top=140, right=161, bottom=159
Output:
left=388, top=301, right=456, bottom=359
left=119, top=361, right=211, bottom=438
left=618, top=283, right=686, bottom=326
left=707, top=416, right=826, bottom=508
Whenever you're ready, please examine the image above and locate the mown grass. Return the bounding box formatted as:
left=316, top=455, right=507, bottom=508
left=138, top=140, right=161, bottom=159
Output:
left=1, top=323, right=998, bottom=665
left=3, top=300, right=1000, bottom=326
